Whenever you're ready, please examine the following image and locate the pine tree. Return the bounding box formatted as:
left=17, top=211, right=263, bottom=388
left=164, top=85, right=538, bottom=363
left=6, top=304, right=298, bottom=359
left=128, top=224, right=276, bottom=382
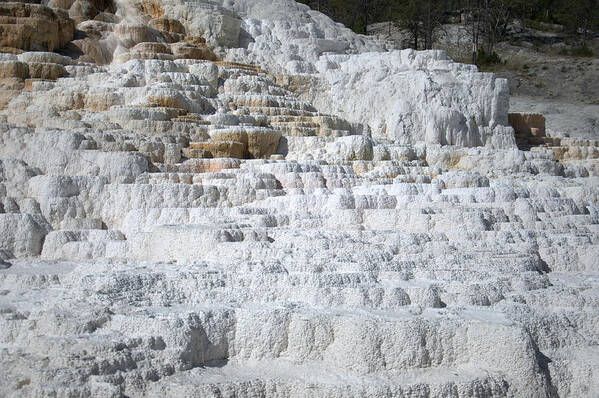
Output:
left=393, top=0, right=444, bottom=50
left=557, top=0, right=599, bottom=45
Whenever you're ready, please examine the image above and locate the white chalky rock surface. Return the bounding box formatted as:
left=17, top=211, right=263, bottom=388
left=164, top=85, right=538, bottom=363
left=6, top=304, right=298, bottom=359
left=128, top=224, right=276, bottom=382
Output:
left=0, top=0, right=598, bottom=397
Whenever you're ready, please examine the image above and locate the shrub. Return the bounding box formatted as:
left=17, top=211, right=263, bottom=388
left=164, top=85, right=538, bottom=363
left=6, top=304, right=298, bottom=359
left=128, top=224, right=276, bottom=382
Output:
left=570, top=45, right=594, bottom=57
left=476, top=49, right=502, bottom=66
left=559, top=45, right=594, bottom=57
left=523, top=19, right=564, bottom=33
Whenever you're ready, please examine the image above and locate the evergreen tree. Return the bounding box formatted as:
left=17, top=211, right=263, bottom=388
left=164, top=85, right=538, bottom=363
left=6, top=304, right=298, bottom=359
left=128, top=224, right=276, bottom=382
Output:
left=297, top=0, right=599, bottom=51
left=393, top=0, right=444, bottom=50
left=556, top=0, right=599, bottom=45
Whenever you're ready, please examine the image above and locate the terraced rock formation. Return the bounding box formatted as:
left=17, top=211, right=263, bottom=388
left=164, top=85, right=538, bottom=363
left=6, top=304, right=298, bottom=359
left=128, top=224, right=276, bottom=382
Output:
left=0, top=0, right=598, bottom=397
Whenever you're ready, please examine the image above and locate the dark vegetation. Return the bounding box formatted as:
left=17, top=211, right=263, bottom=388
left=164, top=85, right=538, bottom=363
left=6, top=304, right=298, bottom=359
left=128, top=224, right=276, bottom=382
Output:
left=298, top=0, right=599, bottom=62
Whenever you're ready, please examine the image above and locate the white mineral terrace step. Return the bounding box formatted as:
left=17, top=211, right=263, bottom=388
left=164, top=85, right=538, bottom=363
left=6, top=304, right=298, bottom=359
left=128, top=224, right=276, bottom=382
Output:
left=145, top=360, right=511, bottom=397
left=0, top=263, right=570, bottom=394
left=234, top=106, right=320, bottom=117
left=0, top=0, right=598, bottom=394
left=41, top=229, right=128, bottom=261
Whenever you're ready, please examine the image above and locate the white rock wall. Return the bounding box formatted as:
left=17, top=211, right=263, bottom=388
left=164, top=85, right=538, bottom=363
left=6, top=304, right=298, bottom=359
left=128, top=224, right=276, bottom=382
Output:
left=0, top=0, right=597, bottom=397
left=212, top=1, right=515, bottom=148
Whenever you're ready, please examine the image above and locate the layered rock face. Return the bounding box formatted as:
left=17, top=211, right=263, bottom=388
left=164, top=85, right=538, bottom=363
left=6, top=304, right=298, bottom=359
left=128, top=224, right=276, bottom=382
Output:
left=0, top=0, right=599, bottom=397
left=0, top=1, right=74, bottom=53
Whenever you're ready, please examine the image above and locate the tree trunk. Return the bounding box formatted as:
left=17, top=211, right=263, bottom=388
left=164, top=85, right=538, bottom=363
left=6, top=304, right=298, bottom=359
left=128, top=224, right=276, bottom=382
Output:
left=470, top=0, right=479, bottom=63
left=425, top=0, right=431, bottom=49
left=414, top=27, right=419, bottom=50
left=363, top=0, right=369, bottom=35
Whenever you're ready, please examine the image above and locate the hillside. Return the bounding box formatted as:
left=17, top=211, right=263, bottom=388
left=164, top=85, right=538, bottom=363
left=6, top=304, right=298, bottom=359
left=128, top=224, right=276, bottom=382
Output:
left=0, top=0, right=598, bottom=397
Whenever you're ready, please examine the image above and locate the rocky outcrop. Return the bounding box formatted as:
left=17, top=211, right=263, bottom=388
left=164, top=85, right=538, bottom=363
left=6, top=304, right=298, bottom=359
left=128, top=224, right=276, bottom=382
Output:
left=509, top=113, right=546, bottom=137
left=0, top=2, right=74, bottom=52
left=0, top=213, right=51, bottom=257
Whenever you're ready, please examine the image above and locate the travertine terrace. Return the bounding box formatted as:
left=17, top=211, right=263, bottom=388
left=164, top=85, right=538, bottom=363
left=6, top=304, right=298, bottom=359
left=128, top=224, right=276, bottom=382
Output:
left=0, top=0, right=598, bottom=397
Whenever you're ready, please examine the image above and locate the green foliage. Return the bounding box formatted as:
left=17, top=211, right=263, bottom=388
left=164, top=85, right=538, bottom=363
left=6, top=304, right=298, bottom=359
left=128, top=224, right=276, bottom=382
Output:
left=297, top=0, right=599, bottom=51
left=476, top=49, right=502, bottom=66
left=392, top=0, right=445, bottom=50
left=296, top=0, right=396, bottom=34
left=559, top=45, right=595, bottom=57
left=523, top=19, right=544, bottom=31
left=523, top=19, right=563, bottom=32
